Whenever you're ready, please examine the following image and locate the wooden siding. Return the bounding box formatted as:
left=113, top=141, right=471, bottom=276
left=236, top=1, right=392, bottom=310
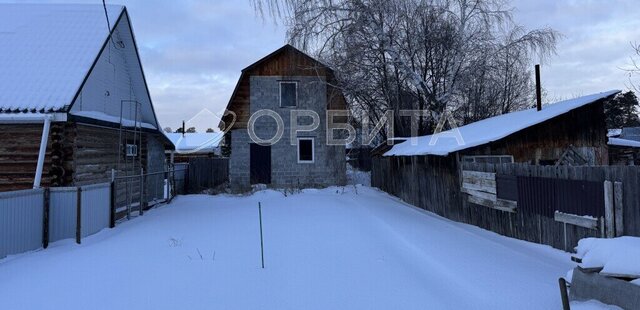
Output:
left=462, top=102, right=609, bottom=165
left=223, top=45, right=347, bottom=129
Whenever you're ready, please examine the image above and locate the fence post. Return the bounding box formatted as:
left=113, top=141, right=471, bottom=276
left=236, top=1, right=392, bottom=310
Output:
left=604, top=180, right=614, bottom=238
left=139, top=168, right=145, bottom=216
left=614, top=181, right=624, bottom=237
left=110, top=181, right=116, bottom=228
left=43, top=188, right=50, bottom=249
left=76, top=186, right=82, bottom=244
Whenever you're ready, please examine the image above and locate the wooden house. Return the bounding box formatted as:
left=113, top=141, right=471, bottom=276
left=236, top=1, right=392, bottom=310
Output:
left=220, top=44, right=348, bottom=190
left=165, top=132, right=225, bottom=163
left=373, top=90, right=618, bottom=213
left=0, top=4, right=171, bottom=192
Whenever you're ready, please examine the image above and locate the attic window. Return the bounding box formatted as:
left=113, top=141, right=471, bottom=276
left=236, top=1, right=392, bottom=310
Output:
left=280, top=82, right=297, bottom=107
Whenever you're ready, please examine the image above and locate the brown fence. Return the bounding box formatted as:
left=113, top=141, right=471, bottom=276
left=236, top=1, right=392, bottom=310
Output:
left=187, top=158, right=229, bottom=193
left=372, top=156, right=640, bottom=251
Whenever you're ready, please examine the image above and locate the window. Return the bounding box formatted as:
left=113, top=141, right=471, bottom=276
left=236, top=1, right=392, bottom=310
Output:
left=462, top=155, right=513, bottom=164
left=280, top=82, right=297, bottom=107
left=125, top=144, right=138, bottom=157
left=297, top=138, right=314, bottom=163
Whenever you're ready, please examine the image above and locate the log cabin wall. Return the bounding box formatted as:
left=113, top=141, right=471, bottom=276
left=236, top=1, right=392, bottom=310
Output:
left=72, top=123, right=147, bottom=186
left=0, top=124, right=54, bottom=192
left=461, top=101, right=609, bottom=165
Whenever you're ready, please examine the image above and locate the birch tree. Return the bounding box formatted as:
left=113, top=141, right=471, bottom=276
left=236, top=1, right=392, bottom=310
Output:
left=254, top=0, right=559, bottom=138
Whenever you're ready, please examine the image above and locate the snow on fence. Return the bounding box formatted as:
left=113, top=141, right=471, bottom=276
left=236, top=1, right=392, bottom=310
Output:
left=0, top=188, right=44, bottom=259
left=372, top=157, right=640, bottom=251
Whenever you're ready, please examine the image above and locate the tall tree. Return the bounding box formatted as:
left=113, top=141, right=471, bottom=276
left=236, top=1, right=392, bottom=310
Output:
left=605, top=91, right=640, bottom=129
left=253, top=0, right=559, bottom=139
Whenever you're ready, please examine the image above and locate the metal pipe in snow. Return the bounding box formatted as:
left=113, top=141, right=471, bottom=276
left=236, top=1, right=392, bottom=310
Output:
left=33, top=115, right=53, bottom=189
left=535, top=64, right=542, bottom=111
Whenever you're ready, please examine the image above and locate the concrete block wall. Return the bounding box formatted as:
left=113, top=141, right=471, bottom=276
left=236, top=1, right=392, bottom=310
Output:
left=228, top=75, right=346, bottom=191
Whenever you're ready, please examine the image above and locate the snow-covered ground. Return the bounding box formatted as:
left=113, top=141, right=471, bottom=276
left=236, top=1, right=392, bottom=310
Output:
left=0, top=186, right=574, bottom=309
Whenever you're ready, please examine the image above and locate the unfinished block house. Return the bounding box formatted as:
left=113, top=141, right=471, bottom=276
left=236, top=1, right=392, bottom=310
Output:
left=221, top=45, right=347, bottom=190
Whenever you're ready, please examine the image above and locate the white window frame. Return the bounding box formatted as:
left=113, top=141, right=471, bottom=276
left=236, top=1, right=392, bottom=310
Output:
left=297, top=137, right=315, bottom=163
left=279, top=81, right=298, bottom=108
left=126, top=143, right=138, bottom=157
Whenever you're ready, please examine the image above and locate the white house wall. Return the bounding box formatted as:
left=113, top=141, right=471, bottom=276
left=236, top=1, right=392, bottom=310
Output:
left=70, top=12, right=157, bottom=127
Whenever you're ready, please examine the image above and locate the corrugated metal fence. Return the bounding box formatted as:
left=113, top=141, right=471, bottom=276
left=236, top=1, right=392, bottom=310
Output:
left=187, top=158, right=229, bottom=193
left=1, top=183, right=112, bottom=259
left=0, top=189, right=44, bottom=258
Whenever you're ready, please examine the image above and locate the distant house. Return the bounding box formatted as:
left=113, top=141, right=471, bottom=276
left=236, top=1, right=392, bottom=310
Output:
left=0, top=4, right=171, bottom=192
left=165, top=132, right=224, bottom=163
left=608, top=127, right=640, bottom=165
left=221, top=45, right=347, bottom=190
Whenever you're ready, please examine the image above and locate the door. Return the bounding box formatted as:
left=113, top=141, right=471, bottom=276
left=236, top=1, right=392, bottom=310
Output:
left=250, top=144, right=271, bottom=184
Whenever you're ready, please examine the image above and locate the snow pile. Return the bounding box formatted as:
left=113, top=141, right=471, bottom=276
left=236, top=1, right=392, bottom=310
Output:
left=385, top=90, right=620, bottom=157
left=0, top=4, right=123, bottom=113
left=570, top=300, right=623, bottom=310
left=0, top=186, right=572, bottom=309
left=575, top=237, right=640, bottom=276
left=608, top=137, right=640, bottom=148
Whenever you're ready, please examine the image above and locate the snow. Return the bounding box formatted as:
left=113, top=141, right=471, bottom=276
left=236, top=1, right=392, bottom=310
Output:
left=0, top=186, right=573, bottom=309
left=71, top=111, right=157, bottom=129
left=165, top=132, right=224, bottom=154
left=608, top=137, right=640, bottom=148
left=385, top=90, right=620, bottom=157
left=575, top=237, right=640, bottom=277
left=0, top=4, right=123, bottom=113
left=346, top=164, right=371, bottom=186
left=570, top=300, right=623, bottom=310
left=607, top=129, right=622, bottom=138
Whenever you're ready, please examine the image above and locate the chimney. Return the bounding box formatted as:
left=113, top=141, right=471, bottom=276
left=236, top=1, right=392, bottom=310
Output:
left=535, top=64, right=542, bottom=111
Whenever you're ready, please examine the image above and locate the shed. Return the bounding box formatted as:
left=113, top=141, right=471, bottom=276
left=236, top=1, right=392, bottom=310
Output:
left=165, top=132, right=224, bottom=163
left=608, top=127, right=640, bottom=165
left=0, top=4, right=171, bottom=192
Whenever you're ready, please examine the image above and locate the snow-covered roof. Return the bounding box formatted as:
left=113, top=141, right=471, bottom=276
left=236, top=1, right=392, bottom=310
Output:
left=0, top=4, right=123, bottom=113
left=165, top=133, right=224, bottom=154
left=385, top=90, right=620, bottom=157
left=72, top=111, right=157, bottom=130
left=608, top=137, right=640, bottom=148
left=607, top=129, right=622, bottom=138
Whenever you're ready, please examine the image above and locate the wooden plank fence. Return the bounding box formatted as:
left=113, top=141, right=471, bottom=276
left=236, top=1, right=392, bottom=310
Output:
left=372, top=156, right=640, bottom=251
left=187, top=158, right=229, bottom=193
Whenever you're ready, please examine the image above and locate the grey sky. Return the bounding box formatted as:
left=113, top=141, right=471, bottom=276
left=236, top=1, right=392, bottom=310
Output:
left=4, top=0, right=639, bottom=131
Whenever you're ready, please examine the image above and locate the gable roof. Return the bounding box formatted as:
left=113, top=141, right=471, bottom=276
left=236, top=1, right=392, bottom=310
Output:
left=0, top=4, right=123, bottom=113
left=385, top=90, right=620, bottom=157
left=221, top=44, right=346, bottom=129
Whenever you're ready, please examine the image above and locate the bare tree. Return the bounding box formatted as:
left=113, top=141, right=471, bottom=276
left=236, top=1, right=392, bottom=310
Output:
left=253, top=0, right=559, bottom=138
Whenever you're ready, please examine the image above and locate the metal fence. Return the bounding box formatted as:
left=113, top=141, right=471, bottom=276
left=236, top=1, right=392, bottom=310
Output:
left=0, top=189, right=44, bottom=258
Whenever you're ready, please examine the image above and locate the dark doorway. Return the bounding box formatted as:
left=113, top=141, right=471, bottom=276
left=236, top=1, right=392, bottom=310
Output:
left=250, top=144, right=271, bottom=184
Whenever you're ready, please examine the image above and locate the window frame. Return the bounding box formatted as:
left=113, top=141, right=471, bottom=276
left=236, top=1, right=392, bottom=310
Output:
left=125, top=143, right=138, bottom=158
left=297, top=137, right=315, bottom=164
left=279, top=81, right=298, bottom=108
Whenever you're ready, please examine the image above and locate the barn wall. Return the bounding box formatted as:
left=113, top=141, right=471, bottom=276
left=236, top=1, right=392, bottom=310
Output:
left=463, top=102, right=609, bottom=165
